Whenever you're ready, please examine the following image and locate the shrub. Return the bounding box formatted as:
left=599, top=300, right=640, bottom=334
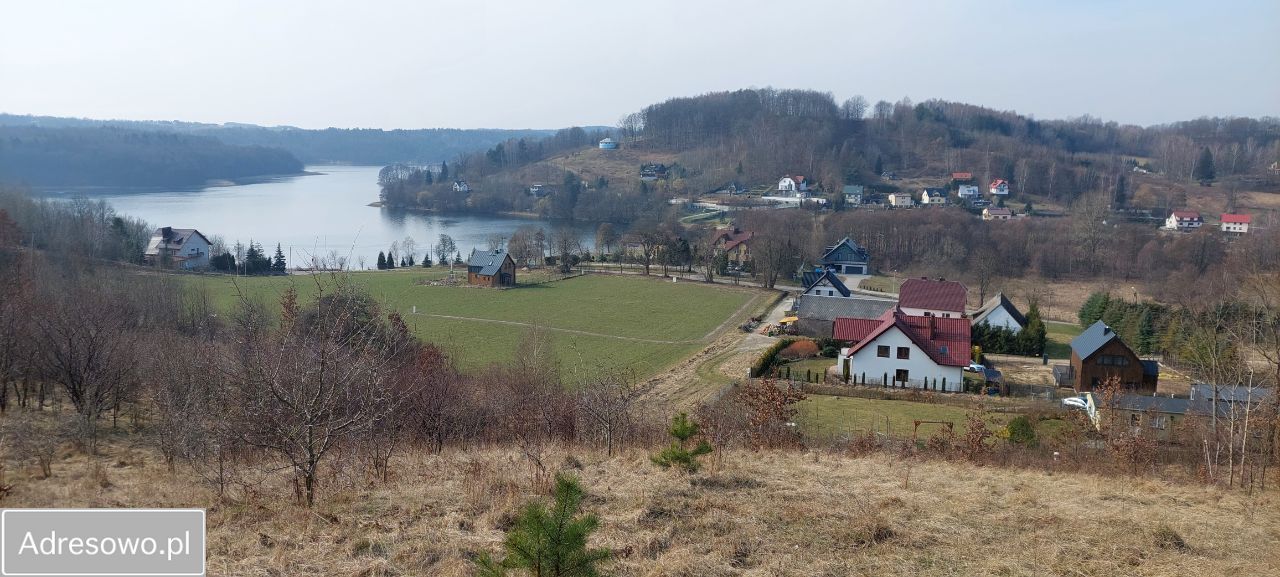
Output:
left=778, top=340, right=820, bottom=360
left=652, top=413, right=713, bottom=473
left=750, top=339, right=792, bottom=377
left=474, top=473, right=610, bottom=577
left=1003, top=416, right=1038, bottom=447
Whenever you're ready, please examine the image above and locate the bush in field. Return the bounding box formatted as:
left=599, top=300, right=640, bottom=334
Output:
left=475, top=473, right=610, bottom=577
left=652, top=412, right=712, bottom=473
left=778, top=339, right=820, bottom=360
left=1002, top=416, right=1038, bottom=447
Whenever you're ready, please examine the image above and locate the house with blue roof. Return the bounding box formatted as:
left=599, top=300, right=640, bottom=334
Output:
left=817, top=237, right=870, bottom=275
left=467, top=248, right=516, bottom=287
left=1067, top=321, right=1157, bottom=393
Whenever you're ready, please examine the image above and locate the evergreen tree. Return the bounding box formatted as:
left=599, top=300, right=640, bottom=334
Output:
left=1113, top=174, right=1127, bottom=208
left=474, top=474, right=609, bottom=577
left=271, top=243, right=287, bottom=274
left=1078, top=292, right=1111, bottom=327
left=1193, top=147, right=1216, bottom=182
left=438, top=160, right=449, bottom=182
left=1137, top=308, right=1157, bottom=355
left=376, top=251, right=386, bottom=270
left=1018, top=303, right=1048, bottom=356
left=651, top=412, right=712, bottom=473
left=421, top=255, right=432, bottom=268
left=423, top=169, right=433, bottom=185
left=386, top=248, right=396, bottom=269
left=874, top=155, right=884, bottom=175
left=407, top=255, right=415, bottom=266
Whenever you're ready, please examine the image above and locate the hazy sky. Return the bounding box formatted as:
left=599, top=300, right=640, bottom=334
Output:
left=2, top=0, right=1276, bottom=129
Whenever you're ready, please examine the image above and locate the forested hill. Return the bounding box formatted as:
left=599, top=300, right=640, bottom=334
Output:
left=0, top=125, right=304, bottom=188
left=0, top=114, right=558, bottom=165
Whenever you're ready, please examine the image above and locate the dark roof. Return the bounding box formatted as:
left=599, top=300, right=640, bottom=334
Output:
left=468, top=248, right=512, bottom=276
left=1070, top=321, right=1125, bottom=360
left=801, top=269, right=850, bottom=297
left=818, top=237, right=869, bottom=265
left=144, top=227, right=209, bottom=256
left=970, top=293, right=1028, bottom=328
left=1108, top=394, right=1192, bottom=415
left=1142, top=360, right=1160, bottom=377
left=797, top=294, right=895, bottom=322
left=898, top=278, right=967, bottom=313
left=1189, top=384, right=1274, bottom=403
left=840, top=309, right=972, bottom=367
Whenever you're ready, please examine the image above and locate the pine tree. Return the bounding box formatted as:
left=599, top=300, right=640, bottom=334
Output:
left=1193, top=147, right=1216, bottom=182
left=651, top=413, right=712, bottom=473
left=874, top=155, right=884, bottom=175
left=1019, top=303, right=1047, bottom=356
left=1078, top=292, right=1111, bottom=327
left=422, top=255, right=432, bottom=268
left=438, top=161, right=449, bottom=182
left=271, top=243, right=287, bottom=274
left=386, top=249, right=396, bottom=269
left=376, top=251, right=386, bottom=270
left=474, top=474, right=610, bottom=577
left=1137, top=308, right=1157, bottom=355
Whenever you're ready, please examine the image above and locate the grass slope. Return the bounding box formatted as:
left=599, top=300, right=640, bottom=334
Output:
left=194, top=270, right=755, bottom=383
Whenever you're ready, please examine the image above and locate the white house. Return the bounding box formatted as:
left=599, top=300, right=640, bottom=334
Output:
left=1220, top=213, right=1251, bottom=234
left=982, top=207, right=1012, bottom=221
left=800, top=269, right=853, bottom=298
left=970, top=293, right=1027, bottom=334
left=1164, top=210, right=1203, bottom=232
left=834, top=310, right=970, bottom=391
left=452, top=180, right=472, bottom=193
left=957, top=184, right=980, bottom=199
left=887, top=192, right=914, bottom=207
left=598, top=138, right=618, bottom=150
left=989, top=179, right=1009, bottom=195
left=898, top=277, right=967, bottom=318
left=842, top=184, right=864, bottom=206
left=777, top=175, right=809, bottom=195
left=920, top=188, right=947, bottom=206
left=144, top=227, right=211, bottom=269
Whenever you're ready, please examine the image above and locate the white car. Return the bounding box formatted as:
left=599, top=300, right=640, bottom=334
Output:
left=965, top=362, right=985, bottom=373
left=1062, top=397, right=1088, bottom=409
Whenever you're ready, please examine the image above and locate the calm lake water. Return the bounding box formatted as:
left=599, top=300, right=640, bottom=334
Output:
left=40, top=165, right=596, bottom=268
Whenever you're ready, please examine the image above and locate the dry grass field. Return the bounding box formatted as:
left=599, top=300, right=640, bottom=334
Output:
left=6, top=441, right=1278, bottom=577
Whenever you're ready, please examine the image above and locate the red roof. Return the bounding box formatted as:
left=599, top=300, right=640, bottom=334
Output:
left=717, top=229, right=753, bottom=250
left=833, top=318, right=883, bottom=342
left=952, top=172, right=973, bottom=180
left=985, top=207, right=1012, bottom=216
left=1221, top=213, right=1251, bottom=224
left=899, top=278, right=967, bottom=313
left=840, top=309, right=971, bottom=367
left=1171, top=211, right=1202, bottom=220
left=990, top=179, right=1008, bottom=187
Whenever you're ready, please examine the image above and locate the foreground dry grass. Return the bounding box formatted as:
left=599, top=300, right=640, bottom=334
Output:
left=6, top=443, right=1279, bottom=576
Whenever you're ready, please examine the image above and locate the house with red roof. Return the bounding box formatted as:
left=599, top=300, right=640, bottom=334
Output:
left=834, top=309, right=971, bottom=391
left=898, top=277, right=967, bottom=318
left=777, top=175, right=808, bottom=196
left=1164, top=210, right=1203, bottom=232
left=1220, top=213, right=1251, bottom=235
left=951, top=172, right=973, bottom=182
left=989, top=179, right=1009, bottom=195
left=713, top=228, right=754, bottom=265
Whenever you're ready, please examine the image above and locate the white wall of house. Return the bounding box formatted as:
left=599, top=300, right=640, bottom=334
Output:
left=178, top=236, right=211, bottom=269
left=976, top=308, right=1022, bottom=333
left=838, top=327, right=964, bottom=391
left=1165, top=215, right=1203, bottom=231
left=1221, top=221, right=1249, bottom=234
left=957, top=185, right=979, bottom=198
left=899, top=306, right=961, bottom=318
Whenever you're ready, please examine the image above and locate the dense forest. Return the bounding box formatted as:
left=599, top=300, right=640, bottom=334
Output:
left=0, top=114, right=558, bottom=165
left=0, top=125, right=304, bottom=188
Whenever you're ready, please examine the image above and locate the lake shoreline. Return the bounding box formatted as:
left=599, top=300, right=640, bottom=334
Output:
left=367, top=201, right=543, bottom=221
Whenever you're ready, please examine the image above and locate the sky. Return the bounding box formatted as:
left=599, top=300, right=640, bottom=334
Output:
left=2, top=0, right=1277, bottom=130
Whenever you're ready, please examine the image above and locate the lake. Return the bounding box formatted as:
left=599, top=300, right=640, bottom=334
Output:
left=39, top=165, right=597, bottom=268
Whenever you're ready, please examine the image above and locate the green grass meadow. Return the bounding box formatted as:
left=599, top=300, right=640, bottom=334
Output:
left=193, top=270, right=755, bottom=384
left=1044, top=321, right=1084, bottom=360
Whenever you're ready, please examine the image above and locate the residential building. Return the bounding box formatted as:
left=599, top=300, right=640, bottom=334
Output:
left=951, top=172, right=973, bottom=182
left=452, top=180, right=472, bottom=193
left=989, top=179, right=1010, bottom=195
left=792, top=294, right=896, bottom=338
left=144, top=227, right=211, bottom=269
left=920, top=187, right=947, bottom=206
left=957, top=184, right=980, bottom=199
left=714, top=228, right=753, bottom=266
left=1220, top=213, right=1251, bottom=234
left=1164, top=210, right=1204, bottom=231
left=777, top=175, right=808, bottom=195
left=598, top=138, right=618, bottom=150
left=467, top=248, right=517, bottom=287
left=842, top=185, right=864, bottom=206
left=969, top=293, right=1027, bottom=334
left=817, top=237, right=870, bottom=275
left=1068, top=321, right=1157, bottom=393
left=640, top=163, right=668, bottom=181
left=888, top=192, right=914, bottom=207
left=835, top=309, right=971, bottom=391
left=800, top=268, right=853, bottom=298
left=527, top=184, right=554, bottom=198
left=1079, top=386, right=1275, bottom=442
left=898, top=277, right=967, bottom=318
left=982, top=207, right=1012, bottom=221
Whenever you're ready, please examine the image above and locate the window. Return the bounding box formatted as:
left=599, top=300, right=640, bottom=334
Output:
left=1097, top=355, right=1130, bottom=367
left=1150, top=415, right=1168, bottom=430
left=877, top=345, right=890, bottom=358
left=895, top=369, right=910, bottom=383
left=897, top=347, right=910, bottom=360
left=940, top=345, right=949, bottom=355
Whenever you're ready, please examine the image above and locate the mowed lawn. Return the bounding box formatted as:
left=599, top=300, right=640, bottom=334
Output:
left=193, top=270, right=756, bottom=384
left=1045, top=321, right=1083, bottom=360
left=795, top=393, right=1065, bottom=441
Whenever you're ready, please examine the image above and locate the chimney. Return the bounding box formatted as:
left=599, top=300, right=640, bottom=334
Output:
left=1103, top=325, right=1111, bottom=335
left=161, top=226, right=173, bottom=239
left=927, top=315, right=935, bottom=339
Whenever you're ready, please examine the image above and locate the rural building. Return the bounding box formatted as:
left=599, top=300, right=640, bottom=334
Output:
left=842, top=184, right=864, bottom=205
left=467, top=248, right=516, bottom=287
left=982, top=207, right=1012, bottom=220
left=817, top=237, right=870, bottom=275
left=957, top=184, right=980, bottom=199
left=989, top=179, right=1010, bottom=195
left=970, top=293, right=1027, bottom=333
left=452, top=180, right=472, bottom=193
left=640, top=163, right=669, bottom=181
left=898, top=277, right=967, bottom=318
left=888, top=192, right=914, bottom=207
left=1067, top=321, right=1158, bottom=393
left=792, top=294, right=896, bottom=338
left=527, top=184, right=554, bottom=198
left=920, top=188, right=948, bottom=206
left=835, top=309, right=971, bottom=391
left=1220, top=213, right=1251, bottom=234
left=1164, top=210, right=1204, bottom=231
left=800, top=268, right=853, bottom=298
left=598, top=138, right=618, bottom=150
left=777, top=175, right=809, bottom=195
left=144, top=227, right=211, bottom=269
left=951, top=172, right=973, bottom=182
left=714, top=228, right=753, bottom=266
left=1078, top=385, right=1275, bottom=442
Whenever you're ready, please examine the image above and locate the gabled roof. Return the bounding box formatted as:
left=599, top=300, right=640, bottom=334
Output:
left=990, top=179, right=1008, bottom=187
left=833, top=317, right=883, bottom=341
left=1189, top=384, right=1274, bottom=403
left=818, top=237, right=869, bottom=265
left=468, top=248, right=513, bottom=276
left=1070, top=320, right=1127, bottom=360
left=984, top=207, right=1012, bottom=216
left=801, top=269, right=851, bottom=297
left=1221, top=213, right=1251, bottom=224
left=970, top=293, right=1028, bottom=328
left=952, top=172, right=973, bottom=180
left=839, top=309, right=971, bottom=366
left=717, top=229, right=753, bottom=251
left=898, top=278, right=967, bottom=313
left=797, top=294, right=896, bottom=322
left=144, top=227, right=209, bottom=256
left=1170, top=210, right=1202, bottom=220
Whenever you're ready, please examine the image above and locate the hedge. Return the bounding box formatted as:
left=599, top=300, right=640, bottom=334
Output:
left=751, top=338, right=793, bottom=378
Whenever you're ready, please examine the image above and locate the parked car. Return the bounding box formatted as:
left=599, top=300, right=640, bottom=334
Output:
left=965, top=362, right=985, bottom=373
left=1062, top=397, right=1088, bottom=409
